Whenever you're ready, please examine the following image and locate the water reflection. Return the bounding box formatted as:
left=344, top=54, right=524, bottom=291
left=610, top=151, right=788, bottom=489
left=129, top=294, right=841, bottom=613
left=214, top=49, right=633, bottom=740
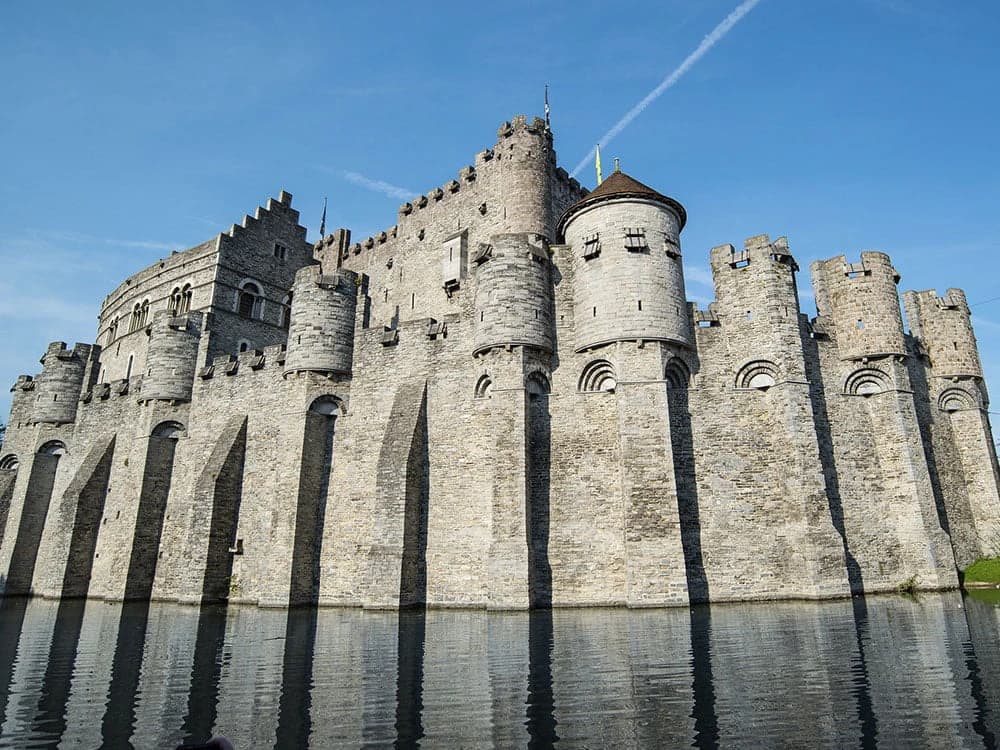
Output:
left=0, top=592, right=999, bottom=748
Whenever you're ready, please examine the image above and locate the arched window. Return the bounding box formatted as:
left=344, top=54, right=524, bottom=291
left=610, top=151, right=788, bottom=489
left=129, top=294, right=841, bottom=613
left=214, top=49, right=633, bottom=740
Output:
left=129, top=302, right=142, bottom=332
left=579, top=359, right=617, bottom=393
left=238, top=282, right=263, bottom=319
left=108, top=316, right=119, bottom=343
left=181, top=284, right=193, bottom=313
left=939, top=387, right=976, bottom=412
left=138, top=299, right=150, bottom=328
left=169, top=286, right=182, bottom=314
left=281, top=292, right=292, bottom=330
left=0, top=454, right=18, bottom=470
left=308, top=395, right=342, bottom=417
left=237, top=339, right=253, bottom=353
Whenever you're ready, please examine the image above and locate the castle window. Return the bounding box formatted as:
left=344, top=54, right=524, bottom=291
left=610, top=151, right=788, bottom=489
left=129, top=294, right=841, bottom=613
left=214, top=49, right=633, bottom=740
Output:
left=180, top=284, right=193, bottom=314
left=237, top=282, right=263, bottom=319
left=107, top=316, right=119, bottom=343
left=281, top=293, right=292, bottom=330
left=139, top=299, right=149, bottom=328
left=273, top=242, right=287, bottom=261
left=169, top=286, right=182, bottom=314
left=579, top=359, right=617, bottom=393
left=238, top=339, right=252, bottom=353
left=582, top=232, right=601, bottom=260
left=129, top=303, right=142, bottom=332
left=624, top=227, right=648, bottom=252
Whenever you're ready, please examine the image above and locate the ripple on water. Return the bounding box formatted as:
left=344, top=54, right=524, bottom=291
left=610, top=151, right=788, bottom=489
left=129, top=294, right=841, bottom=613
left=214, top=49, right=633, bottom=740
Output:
left=0, top=592, right=998, bottom=748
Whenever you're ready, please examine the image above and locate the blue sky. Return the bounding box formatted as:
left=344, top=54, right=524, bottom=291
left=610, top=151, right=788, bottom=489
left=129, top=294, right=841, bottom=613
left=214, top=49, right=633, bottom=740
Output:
left=1, top=0, right=998, bottom=426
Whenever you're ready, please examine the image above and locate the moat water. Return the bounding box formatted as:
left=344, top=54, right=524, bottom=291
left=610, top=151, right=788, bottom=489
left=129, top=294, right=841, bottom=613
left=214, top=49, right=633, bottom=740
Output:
left=1, top=592, right=999, bottom=749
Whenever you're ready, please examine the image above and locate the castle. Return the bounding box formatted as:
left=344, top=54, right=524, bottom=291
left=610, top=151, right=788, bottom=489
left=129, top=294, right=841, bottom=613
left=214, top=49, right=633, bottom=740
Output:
left=1, top=114, right=998, bottom=609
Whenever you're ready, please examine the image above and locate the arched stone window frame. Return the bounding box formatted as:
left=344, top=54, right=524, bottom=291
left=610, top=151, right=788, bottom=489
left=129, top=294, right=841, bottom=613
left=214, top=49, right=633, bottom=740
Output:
left=237, top=339, right=253, bottom=354
left=843, top=367, right=891, bottom=397
left=129, top=302, right=143, bottom=332
left=181, top=283, right=193, bottom=314
left=0, top=454, right=19, bottom=470
left=139, top=299, right=150, bottom=328
left=169, top=286, right=183, bottom=314
left=236, top=279, right=265, bottom=320
left=579, top=359, right=617, bottom=393
left=735, top=360, right=780, bottom=390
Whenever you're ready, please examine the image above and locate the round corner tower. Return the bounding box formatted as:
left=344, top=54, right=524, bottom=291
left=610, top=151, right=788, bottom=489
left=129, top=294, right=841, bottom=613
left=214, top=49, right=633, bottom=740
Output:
left=283, top=265, right=359, bottom=376
left=495, top=115, right=555, bottom=239
left=31, top=342, right=92, bottom=424
left=139, top=311, right=204, bottom=402
left=559, top=168, right=691, bottom=353
left=902, top=287, right=983, bottom=379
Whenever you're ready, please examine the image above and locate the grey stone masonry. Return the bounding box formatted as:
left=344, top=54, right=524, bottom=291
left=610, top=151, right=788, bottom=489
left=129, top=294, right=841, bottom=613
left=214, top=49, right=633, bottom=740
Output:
left=1, top=115, right=999, bottom=610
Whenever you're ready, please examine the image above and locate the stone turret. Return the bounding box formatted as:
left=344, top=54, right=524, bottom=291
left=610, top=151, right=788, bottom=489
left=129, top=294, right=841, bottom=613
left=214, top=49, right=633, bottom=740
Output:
left=139, top=311, right=204, bottom=402
left=903, top=288, right=983, bottom=379
left=472, top=233, right=554, bottom=357
left=495, top=115, right=555, bottom=239
left=811, top=252, right=906, bottom=361
left=31, top=342, right=92, bottom=424
left=560, top=168, right=691, bottom=353
left=283, top=266, right=359, bottom=376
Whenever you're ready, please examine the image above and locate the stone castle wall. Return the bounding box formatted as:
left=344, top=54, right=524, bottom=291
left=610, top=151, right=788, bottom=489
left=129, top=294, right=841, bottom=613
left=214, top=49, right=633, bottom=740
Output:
left=1, top=116, right=998, bottom=609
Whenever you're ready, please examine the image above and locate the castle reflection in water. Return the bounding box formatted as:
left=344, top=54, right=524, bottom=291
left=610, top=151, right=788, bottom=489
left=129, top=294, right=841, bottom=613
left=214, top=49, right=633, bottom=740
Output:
left=1, top=592, right=999, bottom=748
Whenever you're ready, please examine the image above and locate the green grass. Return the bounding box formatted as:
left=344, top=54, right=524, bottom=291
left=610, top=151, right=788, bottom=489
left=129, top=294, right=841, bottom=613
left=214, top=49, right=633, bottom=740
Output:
left=963, top=557, right=1000, bottom=584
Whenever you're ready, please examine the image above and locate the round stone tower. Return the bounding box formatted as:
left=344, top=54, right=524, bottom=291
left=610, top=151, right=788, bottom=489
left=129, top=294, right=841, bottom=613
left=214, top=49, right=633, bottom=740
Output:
left=559, top=168, right=691, bottom=353
left=903, top=288, right=983, bottom=378
left=31, top=342, right=92, bottom=424
left=811, top=252, right=906, bottom=361
left=496, top=115, right=555, bottom=239
left=283, top=266, right=359, bottom=376
left=472, top=234, right=554, bottom=357
left=139, top=311, right=203, bottom=402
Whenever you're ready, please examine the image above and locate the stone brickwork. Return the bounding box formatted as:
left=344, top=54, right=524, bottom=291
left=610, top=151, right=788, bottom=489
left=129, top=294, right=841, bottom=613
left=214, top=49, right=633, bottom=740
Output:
left=1, top=115, right=998, bottom=610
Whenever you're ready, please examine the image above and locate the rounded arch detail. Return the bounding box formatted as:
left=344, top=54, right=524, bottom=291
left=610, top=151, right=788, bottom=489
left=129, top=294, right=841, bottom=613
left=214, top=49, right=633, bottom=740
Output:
left=736, top=360, right=780, bottom=390
left=526, top=370, right=551, bottom=396
left=579, top=359, right=617, bottom=393
left=151, top=420, right=186, bottom=439
left=664, top=358, right=691, bottom=389
left=938, top=387, right=977, bottom=412
left=37, top=440, right=67, bottom=456
left=475, top=373, right=494, bottom=399
left=308, top=394, right=344, bottom=417
left=0, top=454, right=19, bottom=470
left=844, top=367, right=891, bottom=396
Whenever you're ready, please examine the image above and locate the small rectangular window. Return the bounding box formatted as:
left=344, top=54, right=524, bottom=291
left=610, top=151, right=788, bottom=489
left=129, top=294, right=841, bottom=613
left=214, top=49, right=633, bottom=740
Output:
left=582, top=232, right=601, bottom=260
left=273, top=243, right=288, bottom=260
left=624, top=227, right=648, bottom=252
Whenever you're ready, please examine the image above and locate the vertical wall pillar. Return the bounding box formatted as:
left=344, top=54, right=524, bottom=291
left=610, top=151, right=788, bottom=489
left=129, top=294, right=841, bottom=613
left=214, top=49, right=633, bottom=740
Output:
left=4, top=444, right=64, bottom=595
left=365, top=380, right=430, bottom=609
left=948, top=408, right=1000, bottom=559
left=616, top=345, right=689, bottom=606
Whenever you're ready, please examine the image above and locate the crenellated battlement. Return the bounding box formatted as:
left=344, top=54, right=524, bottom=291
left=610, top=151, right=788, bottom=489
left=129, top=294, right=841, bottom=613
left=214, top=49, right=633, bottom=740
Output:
left=80, top=375, right=142, bottom=405
left=222, top=190, right=305, bottom=242
left=196, top=344, right=287, bottom=382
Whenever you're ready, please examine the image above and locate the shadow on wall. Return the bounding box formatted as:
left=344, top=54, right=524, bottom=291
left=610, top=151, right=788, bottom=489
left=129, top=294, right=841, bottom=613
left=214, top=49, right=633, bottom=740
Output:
left=668, top=370, right=707, bottom=603
left=6, top=441, right=66, bottom=596
left=290, top=397, right=339, bottom=606
left=124, top=422, right=184, bottom=602
left=399, top=389, right=429, bottom=609
left=527, top=377, right=552, bottom=608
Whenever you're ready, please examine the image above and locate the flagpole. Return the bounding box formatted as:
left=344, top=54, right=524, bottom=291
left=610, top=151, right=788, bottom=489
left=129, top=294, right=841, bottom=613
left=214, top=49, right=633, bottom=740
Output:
left=319, top=196, right=327, bottom=239
left=595, top=144, right=603, bottom=185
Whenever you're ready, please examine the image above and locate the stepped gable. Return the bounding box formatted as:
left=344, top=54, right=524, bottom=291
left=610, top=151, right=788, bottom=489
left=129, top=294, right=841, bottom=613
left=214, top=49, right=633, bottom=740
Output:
left=557, top=169, right=687, bottom=236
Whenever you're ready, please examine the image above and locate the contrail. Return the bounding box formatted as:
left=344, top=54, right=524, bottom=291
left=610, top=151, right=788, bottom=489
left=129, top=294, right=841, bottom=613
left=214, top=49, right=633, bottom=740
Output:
left=340, top=170, right=416, bottom=201
left=570, top=0, right=763, bottom=179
